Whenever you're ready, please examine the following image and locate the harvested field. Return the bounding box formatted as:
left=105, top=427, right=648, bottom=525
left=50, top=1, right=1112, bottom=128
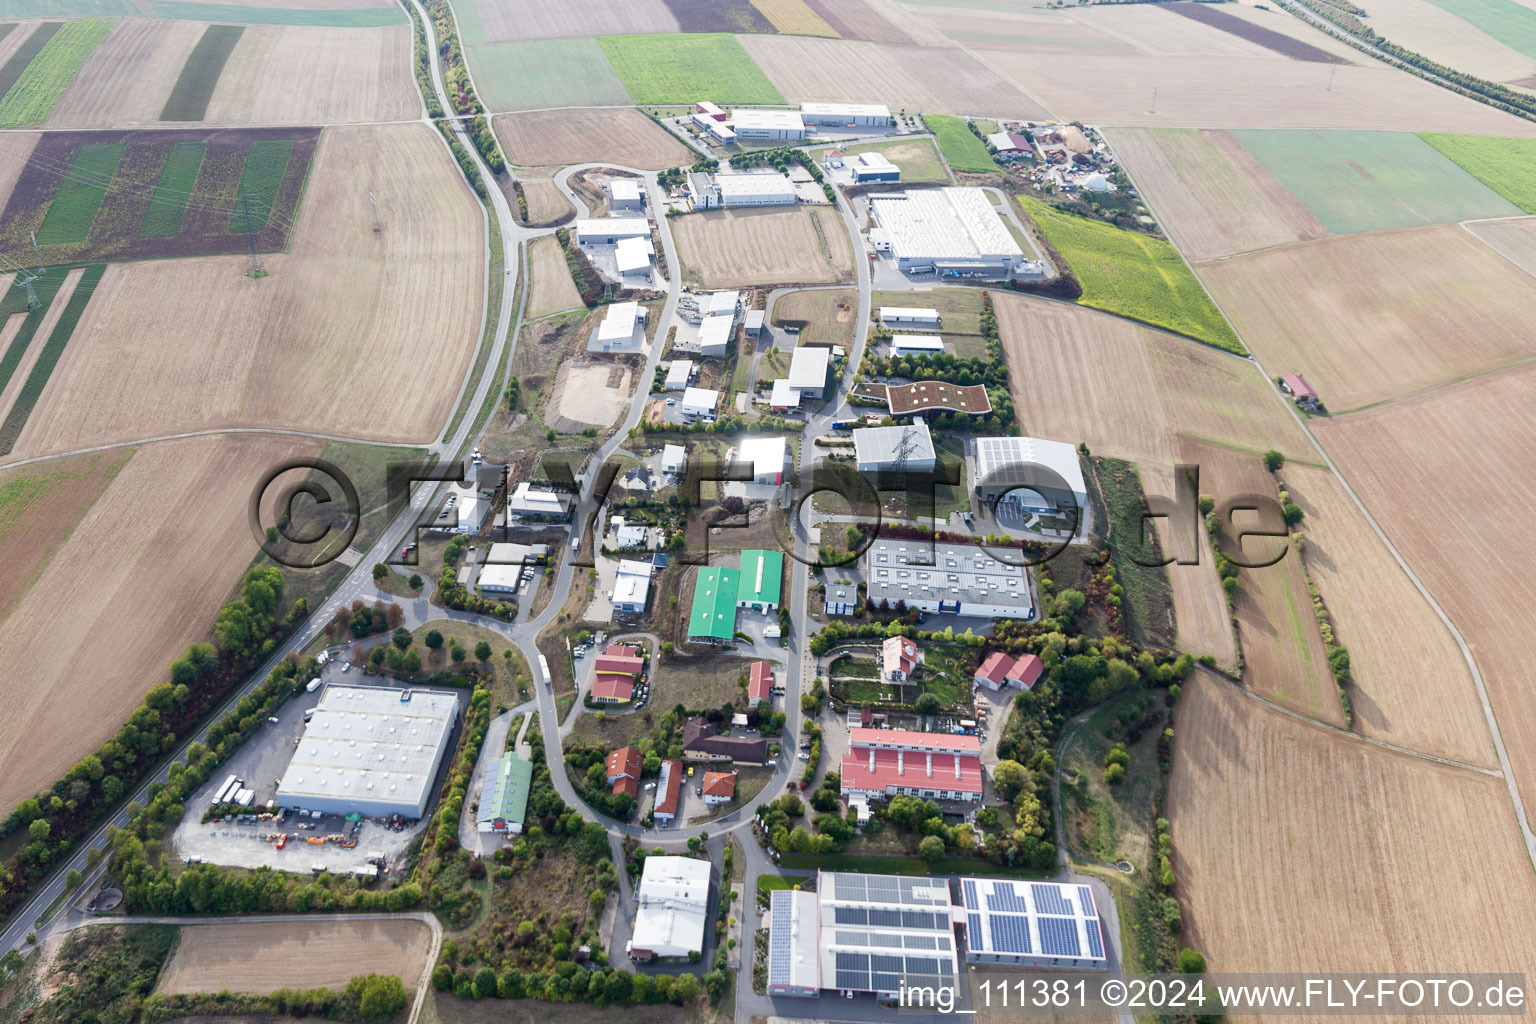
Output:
left=1280, top=463, right=1493, bottom=765
left=157, top=918, right=433, bottom=995
left=1231, top=129, right=1521, bottom=234
left=1465, top=215, right=1536, bottom=274
left=1188, top=438, right=1343, bottom=726
left=202, top=24, right=415, bottom=124
left=548, top=358, right=633, bottom=433
left=0, top=448, right=125, bottom=624
left=599, top=32, right=783, bottom=105
left=1313, top=362, right=1536, bottom=830
left=771, top=287, right=856, bottom=347
left=1170, top=670, right=1536, bottom=977
left=660, top=0, right=772, bottom=34
left=1198, top=225, right=1536, bottom=413
left=1160, top=1, right=1346, bottom=62
left=0, top=264, right=103, bottom=454
left=1108, top=127, right=1328, bottom=261
left=0, top=127, right=318, bottom=266
left=1068, top=2, right=1288, bottom=58
left=527, top=234, right=583, bottom=318
left=914, top=4, right=1135, bottom=55
left=0, top=129, right=37, bottom=202
left=0, top=268, right=84, bottom=424
left=0, top=23, right=60, bottom=104
left=1354, top=0, right=1536, bottom=81
left=803, top=0, right=913, bottom=44
left=44, top=18, right=204, bottom=127
left=147, top=0, right=402, bottom=11
left=750, top=0, right=838, bottom=37
left=520, top=180, right=572, bottom=226
left=985, top=51, right=1536, bottom=133
left=1213, top=2, right=1363, bottom=62
left=1141, top=463, right=1237, bottom=670
left=10, top=123, right=482, bottom=457
left=670, top=206, right=853, bottom=288
left=466, top=38, right=631, bottom=111
left=494, top=107, right=690, bottom=172
left=1418, top=133, right=1536, bottom=212
left=738, top=34, right=1048, bottom=119
left=470, top=0, right=676, bottom=43
left=0, top=433, right=319, bottom=814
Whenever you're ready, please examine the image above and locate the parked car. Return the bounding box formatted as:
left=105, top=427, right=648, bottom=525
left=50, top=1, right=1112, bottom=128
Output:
left=341, top=662, right=351, bottom=673
left=267, top=716, right=279, bottom=724
left=797, top=752, right=810, bottom=761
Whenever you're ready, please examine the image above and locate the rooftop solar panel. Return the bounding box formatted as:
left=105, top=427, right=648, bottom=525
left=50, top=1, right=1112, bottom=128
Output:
left=905, top=956, right=941, bottom=975
left=869, top=908, right=902, bottom=927
left=1038, top=916, right=1082, bottom=957
left=1085, top=918, right=1105, bottom=959
left=989, top=913, right=1032, bottom=954
left=871, top=932, right=903, bottom=948
left=962, top=879, right=980, bottom=910
left=836, top=951, right=870, bottom=971
left=872, top=954, right=906, bottom=974
left=986, top=880, right=1028, bottom=913
left=835, top=906, right=868, bottom=925
left=905, top=934, right=937, bottom=950
left=835, top=930, right=866, bottom=946
left=836, top=969, right=870, bottom=990
left=967, top=912, right=983, bottom=948
left=1078, top=885, right=1097, bottom=917
left=1032, top=883, right=1074, bottom=916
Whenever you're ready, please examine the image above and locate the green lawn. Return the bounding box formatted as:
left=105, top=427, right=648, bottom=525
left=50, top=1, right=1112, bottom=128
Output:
left=35, top=142, right=124, bottom=244
left=925, top=114, right=995, bottom=174
left=159, top=23, right=243, bottom=121
left=1418, top=0, right=1536, bottom=61
left=598, top=33, right=783, bottom=105
left=467, top=37, right=631, bottom=111
left=844, top=137, right=949, bottom=183
left=0, top=17, right=113, bottom=127
left=138, top=141, right=206, bottom=237
left=871, top=287, right=983, bottom=337
left=229, top=138, right=294, bottom=233
left=1231, top=129, right=1521, bottom=233
left=1018, top=195, right=1245, bottom=353
left=1417, top=133, right=1536, bottom=213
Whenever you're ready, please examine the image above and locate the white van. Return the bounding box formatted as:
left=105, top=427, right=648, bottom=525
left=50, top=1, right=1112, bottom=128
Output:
left=306, top=678, right=322, bottom=693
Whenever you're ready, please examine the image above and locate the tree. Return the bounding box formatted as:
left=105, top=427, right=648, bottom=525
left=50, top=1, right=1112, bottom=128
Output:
left=918, top=834, right=945, bottom=862
left=672, top=972, right=700, bottom=1003
left=425, top=629, right=444, bottom=650
left=408, top=573, right=423, bottom=590
left=392, top=627, right=413, bottom=650
left=1282, top=502, right=1305, bottom=526
left=351, top=974, right=408, bottom=1019
left=472, top=966, right=497, bottom=999
left=1178, top=948, right=1207, bottom=973
left=475, top=641, right=492, bottom=662
left=451, top=644, right=467, bottom=663
left=991, top=759, right=1028, bottom=802
left=915, top=693, right=942, bottom=715
left=28, top=819, right=49, bottom=843
left=372, top=562, right=388, bottom=581
left=1262, top=449, right=1285, bottom=472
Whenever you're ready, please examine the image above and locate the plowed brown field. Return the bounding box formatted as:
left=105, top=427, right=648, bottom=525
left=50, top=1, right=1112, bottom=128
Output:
left=203, top=25, right=416, bottom=124
left=1466, top=216, right=1536, bottom=276
left=47, top=19, right=204, bottom=128
left=671, top=206, right=853, bottom=287
left=527, top=234, right=583, bottom=318
left=157, top=918, right=433, bottom=994
left=495, top=107, right=691, bottom=172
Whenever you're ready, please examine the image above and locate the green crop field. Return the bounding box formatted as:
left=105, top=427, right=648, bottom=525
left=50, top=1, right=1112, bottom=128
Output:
left=0, top=22, right=61, bottom=100
left=1019, top=195, right=1245, bottom=354
left=1231, top=129, right=1521, bottom=234
left=467, top=38, right=631, bottom=111
left=35, top=142, right=124, bottom=244
left=925, top=114, right=995, bottom=174
left=598, top=33, right=783, bottom=105
left=229, top=138, right=294, bottom=233
left=0, top=18, right=113, bottom=127
left=0, top=0, right=133, bottom=14
left=1419, top=0, right=1536, bottom=61
left=1417, top=133, right=1536, bottom=213
left=139, top=141, right=207, bottom=237
left=160, top=24, right=244, bottom=121
left=0, top=263, right=105, bottom=455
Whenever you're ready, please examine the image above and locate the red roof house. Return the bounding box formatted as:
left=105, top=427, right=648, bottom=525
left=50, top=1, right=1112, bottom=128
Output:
left=613, top=775, right=639, bottom=799
left=592, top=643, right=643, bottom=703
left=748, top=661, right=773, bottom=703
left=606, top=746, right=642, bottom=786
left=1007, top=653, right=1044, bottom=690
left=839, top=729, right=983, bottom=802
left=701, top=771, right=736, bottom=804
left=1282, top=374, right=1317, bottom=402
left=974, top=651, right=1014, bottom=689
left=653, top=760, right=683, bottom=823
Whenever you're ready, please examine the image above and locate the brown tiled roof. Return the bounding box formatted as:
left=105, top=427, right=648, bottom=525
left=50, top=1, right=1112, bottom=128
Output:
left=885, top=381, right=991, bottom=416
left=682, top=719, right=768, bottom=762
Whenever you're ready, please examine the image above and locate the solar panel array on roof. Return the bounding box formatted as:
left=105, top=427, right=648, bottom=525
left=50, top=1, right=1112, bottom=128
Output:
left=768, top=894, right=793, bottom=985
left=905, top=934, right=937, bottom=950
left=1085, top=919, right=1104, bottom=959
left=987, top=881, right=1027, bottom=913
left=1078, top=885, right=1097, bottom=917
left=835, top=906, right=867, bottom=925
left=1038, top=916, right=1082, bottom=957
left=990, top=914, right=1033, bottom=954
left=967, top=912, right=983, bottom=947
left=962, top=879, right=980, bottom=910
left=1032, top=883, right=1074, bottom=916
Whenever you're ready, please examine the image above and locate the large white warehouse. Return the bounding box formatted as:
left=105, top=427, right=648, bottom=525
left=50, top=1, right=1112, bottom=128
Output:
left=865, top=537, right=1033, bottom=619
left=800, top=101, right=892, bottom=127
left=715, top=170, right=799, bottom=207
left=852, top=421, right=936, bottom=473
left=730, top=109, right=807, bottom=140
left=630, top=855, right=712, bottom=960
left=869, top=187, right=1026, bottom=277
left=274, top=686, right=459, bottom=819
left=971, top=435, right=1088, bottom=515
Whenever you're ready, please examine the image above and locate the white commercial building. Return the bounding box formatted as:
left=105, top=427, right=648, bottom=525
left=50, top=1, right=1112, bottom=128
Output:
left=853, top=421, right=936, bottom=473
left=612, top=559, right=654, bottom=614
left=865, top=537, right=1033, bottom=619
left=958, top=878, right=1107, bottom=970
left=506, top=482, right=572, bottom=521
left=663, top=444, right=687, bottom=477
left=800, top=101, right=892, bottom=127
left=630, top=856, right=712, bottom=960
left=733, top=435, right=788, bottom=485
left=787, top=345, right=832, bottom=398
left=275, top=686, right=459, bottom=819
left=769, top=378, right=801, bottom=410
left=696, top=314, right=734, bottom=357
left=869, top=187, right=1027, bottom=277
left=768, top=871, right=958, bottom=998
left=663, top=359, right=694, bottom=391
left=890, top=334, right=945, bottom=358
left=443, top=482, right=493, bottom=534
left=715, top=170, right=798, bottom=207
left=596, top=300, right=647, bottom=350
left=680, top=387, right=719, bottom=422
left=707, top=290, right=740, bottom=318
left=730, top=108, right=807, bottom=140
left=615, top=235, right=653, bottom=279
left=850, top=151, right=900, bottom=183
left=971, top=435, right=1088, bottom=515
left=879, top=306, right=941, bottom=328
left=688, top=171, right=719, bottom=210
left=575, top=217, right=651, bottom=245
left=609, top=179, right=644, bottom=211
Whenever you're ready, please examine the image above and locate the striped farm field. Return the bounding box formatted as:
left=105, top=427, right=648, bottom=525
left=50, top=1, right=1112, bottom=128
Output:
left=45, top=19, right=206, bottom=128
left=0, top=17, right=113, bottom=127
left=0, top=263, right=105, bottom=455
left=598, top=33, right=784, bottom=104
left=138, top=140, right=206, bottom=236
left=749, top=0, right=839, bottom=36
left=0, top=22, right=62, bottom=99
left=228, top=137, right=294, bottom=232
left=159, top=23, right=244, bottom=121
left=34, top=141, right=123, bottom=243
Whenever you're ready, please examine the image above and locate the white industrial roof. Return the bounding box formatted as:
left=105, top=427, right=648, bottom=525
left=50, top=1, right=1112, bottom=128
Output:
left=611, top=179, right=641, bottom=201
left=972, top=435, right=1087, bottom=499
left=731, top=109, right=806, bottom=132
left=853, top=151, right=897, bottom=172
left=632, top=856, right=712, bottom=958
left=735, top=435, right=787, bottom=479
left=487, top=541, right=547, bottom=563
left=770, top=378, right=801, bottom=407
left=663, top=444, right=687, bottom=472
left=681, top=387, right=719, bottom=413
left=865, top=537, right=1032, bottom=613
left=853, top=421, right=935, bottom=467
left=664, top=359, right=694, bottom=388
left=617, top=558, right=653, bottom=578
left=880, top=306, right=941, bottom=320
left=869, top=187, right=1023, bottom=262
left=801, top=101, right=891, bottom=118
left=891, top=334, right=945, bottom=353
left=598, top=300, right=643, bottom=342
left=768, top=889, right=821, bottom=991
left=708, top=290, right=740, bottom=316
left=478, top=564, right=523, bottom=591
left=715, top=170, right=797, bottom=199
left=787, top=345, right=832, bottom=389
left=274, top=686, right=457, bottom=813
left=698, top=315, right=734, bottom=351
left=574, top=217, right=650, bottom=240
left=987, top=130, right=1022, bottom=151
left=615, top=236, right=652, bottom=274
left=613, top=571, right=650, bottom=608
left=507, top=482, right=570, bottom=516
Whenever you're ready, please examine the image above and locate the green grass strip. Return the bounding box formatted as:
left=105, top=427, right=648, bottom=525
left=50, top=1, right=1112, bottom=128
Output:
left=35, top=141, right=125, bottom=244
left=926, top=113, right=995, bottom=174
left=0, top=0, right=134, bottom=15
left=0, top=263, right=106, bottom=455
left=597, top=33, right=783, bottom=105
left=0, top=270, right=70, bottom=393
left=0, top=18, right=114, bottom=128
left=0, top=22, right=62, bottom=101
left=1417, top=133, right=1536, bottom=214
left=1018, top=194, right=1246, bottom=354
left=137, top=1, right=404, bottom=26
left=229, top=138, right=293, bottom=234
left=138, top=140, right=207, bottom=237
left=159, top=23, right=243, bottom=121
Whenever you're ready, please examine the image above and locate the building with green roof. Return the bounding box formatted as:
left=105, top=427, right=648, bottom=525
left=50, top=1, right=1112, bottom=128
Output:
left=689, top=566, right=740, bottom=643
left=736, top=549, right=784, bottom=611
left=476, top=751, right=532, bottom=834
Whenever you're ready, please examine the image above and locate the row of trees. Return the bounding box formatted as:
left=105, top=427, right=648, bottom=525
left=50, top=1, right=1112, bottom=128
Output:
left=142, top=973, right=407, bottom=1023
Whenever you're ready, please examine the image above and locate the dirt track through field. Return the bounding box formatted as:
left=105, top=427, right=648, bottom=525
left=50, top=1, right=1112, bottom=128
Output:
left=0, top=433, right=318, bottom=814
left=48, top=19, right=204, bottom=128
left=203, top=25, right=416, bottom=124
left=12, top=123, right=482, bottom=458
left=156, top=918, right=433, bottom=994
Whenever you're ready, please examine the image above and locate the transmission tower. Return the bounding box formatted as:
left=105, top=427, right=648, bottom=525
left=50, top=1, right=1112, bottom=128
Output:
left=238, top=193, right=265, bottom=278
left=889, top=424, right=920, bottom=508
left=17, top=232, right=44, bottom=311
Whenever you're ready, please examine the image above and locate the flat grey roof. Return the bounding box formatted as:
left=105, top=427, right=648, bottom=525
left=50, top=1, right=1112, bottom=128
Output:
left=788, top=345, right=832, bottom=389
left=853, top=421, right=935, bottom=466
left=865, top=537, right=1031, bottom=612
